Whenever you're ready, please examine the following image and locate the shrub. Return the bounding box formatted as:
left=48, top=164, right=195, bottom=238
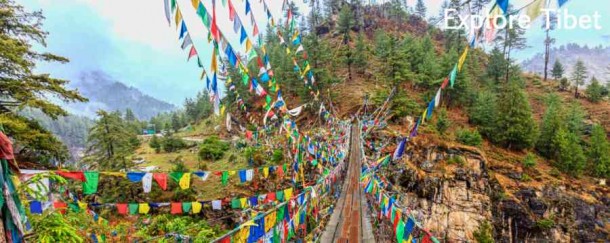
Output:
left=271, top=149, right=284, bottom=164
left=243, top=146, right=265, bottom=166
left=473, top=221, right=494, bottom=243
left=536, top=218, right=555, bottom=230
left=161, top=136, right=187, bottom=152
left=198, top=136, right=229, bottom=160
left=447, top=155, right=465, bottom=166
left=456, top=129, right=483, bottom=146
left=523, top=153, right=537, bottom=168
left=149, top=135, right=161, bottom=153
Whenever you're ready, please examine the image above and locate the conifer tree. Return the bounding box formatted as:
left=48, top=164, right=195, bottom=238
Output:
left=84, top=111, right=135, bottom=170
left=171, top=112, right=181, bottom=132
left=468, top=90, right=498, bottom=141
left=496, top=17, right=527, bottom=82
left=436, top=108, right=450, bottom=136
left=585, top=76, right=604, bottom=103
left=551, top=59, right=564, bottom=80
left=536, top=94, right=563, bottom=158
left=588, top=124, right=610, bottom=178
left=487, top=47, right=507, bottom=83
left=553, top=127, right=586, bottom=176
left=495, top=83, right=538, bottom=150
left=338, top=5, right=354, bottom=80
left=353, top=33, right=368, bottom=73
left=571, top=59, right=587, bottom=98
left=415, top=0, right=427, bottom=18
left=542, top=13, right=557, bottom=81
left=565, top=102, right=585, bottom=137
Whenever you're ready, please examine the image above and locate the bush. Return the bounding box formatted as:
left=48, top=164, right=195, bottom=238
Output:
left=271, top=149, right=284, bottom=164
left=243, top=146, right=265, bottom=166
left=536, top=218, right=555, bottom=230
left=149, top=135, right=161, bottom=153
left=456, top=129, right=483, bottom=146
left=523, top=153, right=537, bottom=168
left=447, top=155, right=465, bottom=166
left=198, top=136, right=229, bottom=161
left=473, top=221, right=494, bottom=243
left=161, top=136, right=187, bottom=152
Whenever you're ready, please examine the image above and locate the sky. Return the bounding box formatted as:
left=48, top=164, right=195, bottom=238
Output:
left=20, top=0, right=610, bottom=105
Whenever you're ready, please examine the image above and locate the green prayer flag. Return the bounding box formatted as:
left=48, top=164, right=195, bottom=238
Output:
left=169, top=172, right=184, bottom=183
left=182, top=202, right=192, bottom=213
left=171, top=0, right=176, bottom=12
left=68, top=203, right=80, bottom=213
left=231, top=198, right=241, bottom=209
left=242, top=73, right=249, bottom=85
left=276, top=190, right=285, bottom=202
left=128, top=203, right=138, bottom=215
left=248, top=49, right=258, bottom=62
left=273, top=225, right=280, bottom=243
left=311, top=159, right=318, bottom=166
left=83, top=171, right=99, bottom=195
left=276, top=205, right=285, bottom=223
left=222, top=171, right=229, bottom=186
left=396, top=219, right=405, bottom=242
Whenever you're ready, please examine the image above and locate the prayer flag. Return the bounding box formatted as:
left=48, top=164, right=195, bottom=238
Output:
left=240, top=27, right=248, bottom=44
left=457, top=46, right=469, bottom=72
left=179, top=172, right=191, bottom=189
left=164, top=0, right=171, bottom=25
left=139, top=203, right=150, bottom=214
left=496, top=0, right=509, bottom=13
left=179, top=20, right=187, bottom=39
left=192, top=202, right=202, bottom=213
left=128, top=203, right=138, bottom=215
left=171, top=202, right=182, bottom=214
left=181, top=34, right=192, bottom=50
left=188, top=46, right=198, bottom=61
left=153, top=173, right=168, bottom=190
left=127, top=172, right=146, bottom=182
left=83, top=171, right=99, bottom=195
left=526, top=0, right=546, bottom=21
left=449, top=64, right=457, bottom=87
left=30, top=201, right=43, bottom=214
left=175, top=7, right=182, bottom=28
left=57, top=171, right=85, bottom=181
left=182, top=202, right=192, bottom=213
left=116, top=203, right=128, bottom=215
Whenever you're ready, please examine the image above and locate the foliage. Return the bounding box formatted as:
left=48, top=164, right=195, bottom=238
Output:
left=134, top=215, right=222, bottom=242
left=447, top=155, right=465, bottom=166
left=198, top=136, right=229, bottom=161
left=415, top=0, right=427, bottom=18
left=455, top=129, right=483, bottom=147
left=243, top=146, right=265, bottom=166
left=435, top=108, right=450, bottom=136
left=536, top=218, right=555, bottom=230
left=553, top=127, right=586, bottom=176
left=83, top=110, right=137, bottom=170
left=559, top=77, right=569, bottom=91
left=587, top=124, right=610, bottom=178
left=18, top=172, right=67, bottom=201
left=494, top=83, right=538, bottom=150
left=29, top=212, right=83, bottom=243
left=150, top=135, right=161, bottom=153
left=536, top=94, right=562, bottom=158
left=271, top=149, right=284, bottom=164
left=585, top=77, right=605, bottom=103
left=551, top=59, right=564, bottom=80
left=473, top=221, right=494, bottom=243
left=468, top=90, right=498, bottom=139
left=523, top=153, right=537, bottom=168
left=571, top=59, right=587, bottom=97
left=352, top=33, right=368, bottom=73
left=161, top=136, right=187, bottom=153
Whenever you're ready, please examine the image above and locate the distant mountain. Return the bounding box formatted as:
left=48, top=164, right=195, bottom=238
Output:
left=521, top=44, right=610, bottom=84
left=65, top=71, right=177, bottom=120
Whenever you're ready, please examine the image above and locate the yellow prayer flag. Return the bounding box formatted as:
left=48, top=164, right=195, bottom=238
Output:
left=100, top=172, right=126, bottom=178
left=240, top=197, right=248, bottom=208
left=526, top=0, right=546, bottom=21
left=175, top=7, right=182, bottom=29
left=457, top=46, right=469, bottom=72
left=405, top=234, right=413, bottom=243
left=139, top=203, right=150, bottom=214
left=211, top=48, right=218, bottom=72
left=421, top=109, right=428, bottom=124
left=284, top=188, right=293, bottom=200
left=78, top=202, right=87, bottom=210
left=192, top=202, right=202, bottom=213
left=285, top=47, right=291, bottom=55
left=245, top=39, right=252, bottom=53
left=265, top=211, right=277, bottom=232
left=191, top=0, right=199, bottom=9
left=229, top=170, right=237, bottom=176
left=263, top=167, right=269, bottom=178
left=301, top=64, right=311, bottom=77
left=220, top=105, right=226, bottom=116
left=179, top=173, right=191, bottom=189
left=234, top=226, right=250, bottom=242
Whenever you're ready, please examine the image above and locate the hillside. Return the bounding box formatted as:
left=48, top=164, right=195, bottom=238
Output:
left=521, top=44, right=610, bottom=83
left=65, top=71, right=177, bottom=119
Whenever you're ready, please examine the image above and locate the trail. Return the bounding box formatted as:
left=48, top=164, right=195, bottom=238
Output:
left=321, top=123, right=375, bottom=242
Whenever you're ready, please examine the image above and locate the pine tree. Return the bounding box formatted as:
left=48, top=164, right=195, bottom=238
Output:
left=585, top=76, right=604, bottom=103
left=536, top=94, right=563, bottom=158
left=468, top=90, right=498, bottom=140
left=150, top=135, right=161, bottom=153
left=353, top=33, right=368, bottom=73
left=565, top=102, right=585, bottom=137
left=542, top=13, right=557, bottom=81
left=588, top=124, right=610, bottom=178
left=124, top=108, right=136, bottom=122
left=415, top=0, right=427, bottom=18
left=84, top=111, right=135, bottom=170
left=571, top=59, right=588, bottom=98
left=496, top=18, right=527, bottom=82
left=553, top=127, right=586, bottom=176
left=487, top=47, right=507, bottom=83
left=495, top=83, right=538, bottom=150
left=0, top=0, right=86, bottom=164
left=551, top=59, right=564, bottom=80
left=171, top=112, right=181, bottom=132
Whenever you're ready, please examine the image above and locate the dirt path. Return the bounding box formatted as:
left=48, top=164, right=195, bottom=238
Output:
left=321, top=124, right=375, bottom=242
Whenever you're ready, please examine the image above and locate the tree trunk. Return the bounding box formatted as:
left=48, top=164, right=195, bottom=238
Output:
left=505, top=46, right=512, bottom=83
left=544, top=31, right=550, bottom=82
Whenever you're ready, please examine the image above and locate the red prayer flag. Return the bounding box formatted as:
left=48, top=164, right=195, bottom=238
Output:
left=266, top=192, right=276, bottom=203
left=53, top=201, right=67, bottom=214
left=171, top=202, right=182, bottom=214
left=252, top=23, right=259, bottom=36
left=153, top=173, right=168, bottom=190
left=116, top=203, right=128, bottom=215
left=422, top=233, right=432, bottom=243
left=277, top=166, right=284, bottom=178
left=188, top=46, right=198, bottom=61
left=441, top=77, right=449, bottom=89
left=228, top=0, right=235, bottom=21
left=56, top=171, right=86, bottom=181
left=246, top=130, right=253, bottom=139
left=219, top=236, right=231, bottom=243
left=0, top=132, right=15, bottom=160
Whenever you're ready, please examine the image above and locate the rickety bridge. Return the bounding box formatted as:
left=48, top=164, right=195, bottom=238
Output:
left=321, top=123, right=375, bottom=242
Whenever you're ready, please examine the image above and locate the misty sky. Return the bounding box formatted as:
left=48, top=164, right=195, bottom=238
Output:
left=20, top=0, right=610, bottom=105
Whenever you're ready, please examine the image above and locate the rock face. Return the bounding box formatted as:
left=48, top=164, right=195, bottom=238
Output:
left=381, top=141, right=609, bottom=242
